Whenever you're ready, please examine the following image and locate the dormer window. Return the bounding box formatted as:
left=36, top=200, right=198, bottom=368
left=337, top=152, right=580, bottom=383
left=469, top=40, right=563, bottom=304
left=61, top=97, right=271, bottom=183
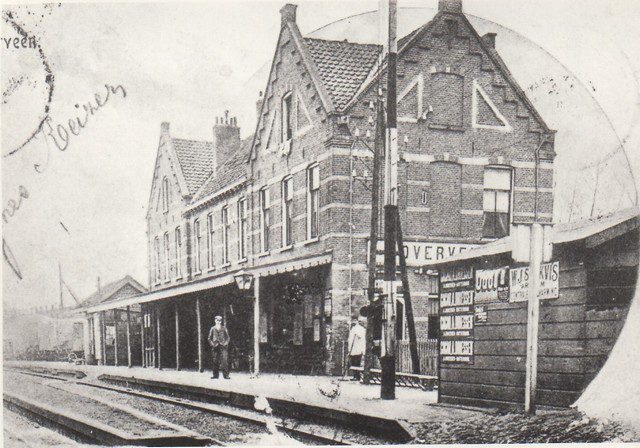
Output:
left=282, top=92, right=293, bottom=143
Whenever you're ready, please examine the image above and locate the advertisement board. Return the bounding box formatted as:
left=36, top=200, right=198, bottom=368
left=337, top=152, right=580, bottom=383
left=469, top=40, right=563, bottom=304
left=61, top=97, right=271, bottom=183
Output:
left=474, top=267, right=509, bottom=303
left=509, top=261, right=560, bottom=302
left=439, top=265, right=474, bottom=364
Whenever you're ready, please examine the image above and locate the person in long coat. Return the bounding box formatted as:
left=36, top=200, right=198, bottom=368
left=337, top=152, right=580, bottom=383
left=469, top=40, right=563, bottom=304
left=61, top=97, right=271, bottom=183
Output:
left=208, top=315, right=230, bottom=379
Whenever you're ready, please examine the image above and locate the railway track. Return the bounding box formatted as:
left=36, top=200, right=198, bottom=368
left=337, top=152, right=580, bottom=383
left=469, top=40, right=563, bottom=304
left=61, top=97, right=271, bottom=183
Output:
left=5, top=368, right=392, bottom=445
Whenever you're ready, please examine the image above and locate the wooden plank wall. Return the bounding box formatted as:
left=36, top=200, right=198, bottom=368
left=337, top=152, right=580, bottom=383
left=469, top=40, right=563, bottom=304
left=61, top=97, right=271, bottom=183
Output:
left=439, top=231, right=637, bottom=409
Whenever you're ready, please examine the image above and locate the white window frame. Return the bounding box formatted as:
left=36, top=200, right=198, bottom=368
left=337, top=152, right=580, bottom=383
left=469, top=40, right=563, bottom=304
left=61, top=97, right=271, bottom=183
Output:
left=174, top=226, right=182, bottom=279
left=259, top=187, right=270, bottom=252
left=482, top=166, right=513, bottom=238
left=193, top=218, right=202, bottom=274
left=154, top=236, right=161, bottom=284
left=237, top=198, right=247, bottom=260
left=162, top=177, right=170, bottom=213
left=282, top=92, right=293, bottom=143
left=221, top=206, right=230, bottom=264
left=163, top=232, right=170, bottom=281
left=282, top=176, right=293, bottom=247
left=306, top=164, right=320, bottom=240
left=206, top=213, right=215, bottom=270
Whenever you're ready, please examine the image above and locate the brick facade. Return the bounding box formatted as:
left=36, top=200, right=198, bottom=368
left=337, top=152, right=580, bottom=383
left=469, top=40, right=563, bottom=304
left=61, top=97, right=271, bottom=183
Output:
left=144, top=1, right=556, bottom=375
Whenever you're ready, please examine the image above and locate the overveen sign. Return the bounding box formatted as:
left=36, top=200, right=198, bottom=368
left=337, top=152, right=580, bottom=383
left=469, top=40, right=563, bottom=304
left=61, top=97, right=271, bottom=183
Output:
left=373, top=240, right=479, bottom=266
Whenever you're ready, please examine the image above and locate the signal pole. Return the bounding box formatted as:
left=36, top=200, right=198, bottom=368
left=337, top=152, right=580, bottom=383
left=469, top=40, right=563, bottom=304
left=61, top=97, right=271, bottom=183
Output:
left=380, top=0, right=398, bottom=400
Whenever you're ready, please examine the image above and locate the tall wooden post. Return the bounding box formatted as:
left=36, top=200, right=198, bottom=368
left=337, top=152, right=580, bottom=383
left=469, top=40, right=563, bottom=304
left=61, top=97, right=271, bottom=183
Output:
left=141, top=310, right=146, bottom=368
left=196, top=298, right=203, bottom=372
left=396, top=215, right=420, bottom=374
left=381, top=0, right=398, bottom=400
left=253, top=276, right=261, bottom=374
left=364, top=98, right=385, bottom=384
left=100, top=311, right=107, bottom=366
left=114, top=311, right=119, bottom=367
left=126, top=306, right=132, bottom=368
left=175, top=302, right=181, bottom=371
left=156, top=306, right=162, bottom=370
left=525, top=223, right=543, bottom=413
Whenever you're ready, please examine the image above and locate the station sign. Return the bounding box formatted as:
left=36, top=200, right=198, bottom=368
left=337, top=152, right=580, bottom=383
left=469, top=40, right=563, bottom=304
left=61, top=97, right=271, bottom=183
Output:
left=372, top=240, right=479, bottom=266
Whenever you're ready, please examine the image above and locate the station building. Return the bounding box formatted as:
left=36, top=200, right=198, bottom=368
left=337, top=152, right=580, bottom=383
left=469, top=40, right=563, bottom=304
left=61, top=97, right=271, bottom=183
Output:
left=84, top=0, right=556, bottom=375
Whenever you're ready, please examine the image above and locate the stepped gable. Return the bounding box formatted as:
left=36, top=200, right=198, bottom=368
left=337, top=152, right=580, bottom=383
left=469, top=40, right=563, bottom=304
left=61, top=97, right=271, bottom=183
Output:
left=191, top=136, right=252, bottom=203
left=303, top=37, right=380, bottom=111
left=171, top=138, right=216, bottom=195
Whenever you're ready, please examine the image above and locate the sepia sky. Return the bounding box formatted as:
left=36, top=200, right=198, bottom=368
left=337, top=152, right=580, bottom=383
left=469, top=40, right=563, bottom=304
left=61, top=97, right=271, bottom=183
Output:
left=2, top=0, right=640, bottom=310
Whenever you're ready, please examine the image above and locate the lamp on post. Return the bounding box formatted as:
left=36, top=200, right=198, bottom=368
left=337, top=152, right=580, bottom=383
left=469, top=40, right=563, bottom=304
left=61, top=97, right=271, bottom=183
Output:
left=233, top=270, right=254, bottom=293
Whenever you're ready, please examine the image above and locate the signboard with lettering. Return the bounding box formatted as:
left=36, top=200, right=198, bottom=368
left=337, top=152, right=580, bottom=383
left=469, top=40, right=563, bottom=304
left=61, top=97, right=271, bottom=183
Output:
left=474, top=305, right=488, bottom=324
left=475, top=267, right=509, bottom=303
left=509, top=261, right=560, bottom=302
left=439, top=265, right=474, bottom=364
left=372, top=240, right=479, bottom=266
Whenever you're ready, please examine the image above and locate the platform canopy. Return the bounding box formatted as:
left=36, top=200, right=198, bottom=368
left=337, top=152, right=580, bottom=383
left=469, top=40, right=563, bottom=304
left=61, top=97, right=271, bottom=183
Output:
left=81, top=252, right=332, bottom=314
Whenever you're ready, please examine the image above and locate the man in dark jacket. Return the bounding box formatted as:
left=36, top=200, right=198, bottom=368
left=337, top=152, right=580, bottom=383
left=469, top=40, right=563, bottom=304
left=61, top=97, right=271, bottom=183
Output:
left=208, top=315, right=230, bottom=379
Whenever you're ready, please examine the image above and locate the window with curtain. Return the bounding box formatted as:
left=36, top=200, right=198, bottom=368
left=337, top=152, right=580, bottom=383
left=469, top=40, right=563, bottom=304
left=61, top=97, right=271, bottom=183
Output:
left=193, top=218, right=202, bottom=273
left=307, top=164, right=320, bottom=239
left=207, top=213, right=214, bottom=269
left=282, top=177, right=293, bottom=246
left=174, top=227, right=182, bottom=278
left=163, top=232, right=170, bottom=280
left=238, top=199, right=247, bottom=259
left=222, top=206, right=229, bottom=263
left=154, top=236, right=160, bottom=284
left=260, top=187, right=270, bottom=252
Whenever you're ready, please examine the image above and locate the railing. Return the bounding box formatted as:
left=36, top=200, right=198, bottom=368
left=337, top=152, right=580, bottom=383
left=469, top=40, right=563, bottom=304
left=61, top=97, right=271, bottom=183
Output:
left=341, top=339, right=439, bottom=377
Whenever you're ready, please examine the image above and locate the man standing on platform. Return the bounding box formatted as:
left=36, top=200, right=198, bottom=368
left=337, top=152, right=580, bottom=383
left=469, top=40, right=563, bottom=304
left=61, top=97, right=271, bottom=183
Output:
left=208, top=315, right=230, bottom=379
left=347, top=317, right=366, bottom=381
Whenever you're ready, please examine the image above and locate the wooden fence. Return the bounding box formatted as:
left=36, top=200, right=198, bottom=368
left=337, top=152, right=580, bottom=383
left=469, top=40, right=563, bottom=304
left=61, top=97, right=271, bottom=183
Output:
left=340, top=339, right=439, bottom=377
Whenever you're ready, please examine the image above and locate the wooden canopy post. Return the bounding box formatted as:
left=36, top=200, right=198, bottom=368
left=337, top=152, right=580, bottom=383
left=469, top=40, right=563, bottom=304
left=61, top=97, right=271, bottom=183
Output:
left=126, top=306, right=132, bottom=368
left=196, top=298, right=203, bottom=372
left=100, top=311, right=107, bottom=366
left=141, top=310, right=146, bottom=368
left=175, top=302, right=181, bottom=371
left=253, top=276, right=260, bottom=374
left=114, top=311, right=119, bottom=366
left=156, top=305, right=162, bottom=370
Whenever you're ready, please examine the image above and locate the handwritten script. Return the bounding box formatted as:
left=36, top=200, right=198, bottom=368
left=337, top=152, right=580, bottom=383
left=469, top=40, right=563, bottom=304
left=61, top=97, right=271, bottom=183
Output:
left=3, top=83, right=127, bottom=280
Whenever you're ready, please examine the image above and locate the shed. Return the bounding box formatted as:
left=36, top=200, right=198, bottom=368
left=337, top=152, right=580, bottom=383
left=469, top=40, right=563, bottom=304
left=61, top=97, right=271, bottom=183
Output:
left=421, top=207, right=639, bottom=409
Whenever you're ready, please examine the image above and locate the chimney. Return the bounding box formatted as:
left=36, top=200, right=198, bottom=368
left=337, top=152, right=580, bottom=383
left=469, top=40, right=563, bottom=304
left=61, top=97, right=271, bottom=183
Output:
left=213, top=111, right=241, bottom=174
left=256, top=91, right=264, bottom=123
left=161, top=121, right=170, bottom=135
left=280, top=3, right=297, bottom=27
left=96, top=276, right=101, bottom=293
left=438, top=0, right=462, bottom=13
left=482, top=32, right=496, bottom=48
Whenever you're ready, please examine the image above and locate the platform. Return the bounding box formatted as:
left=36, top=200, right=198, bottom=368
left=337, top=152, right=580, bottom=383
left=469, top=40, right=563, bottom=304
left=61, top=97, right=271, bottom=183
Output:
left=4, top=361, right=480, bottom=424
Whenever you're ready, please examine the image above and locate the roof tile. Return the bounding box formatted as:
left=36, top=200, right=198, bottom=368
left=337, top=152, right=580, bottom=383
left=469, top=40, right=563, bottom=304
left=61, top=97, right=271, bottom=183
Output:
left=172, top=138, right=216, bottom=194
left=303, top=37, right=380, bottom=111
